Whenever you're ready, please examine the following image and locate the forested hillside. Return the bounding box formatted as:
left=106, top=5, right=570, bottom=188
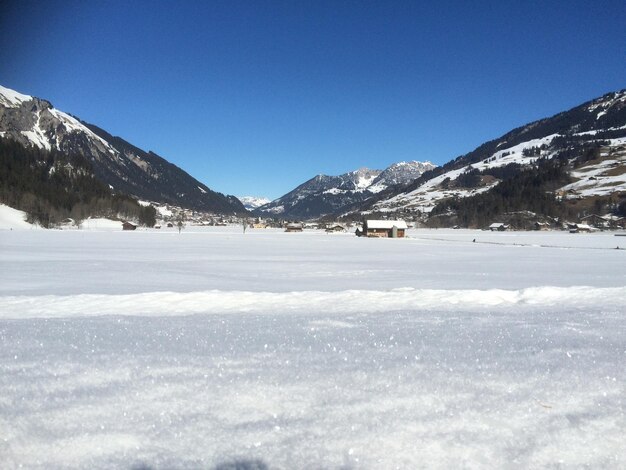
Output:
left=0, top=138, right=155, bottom=227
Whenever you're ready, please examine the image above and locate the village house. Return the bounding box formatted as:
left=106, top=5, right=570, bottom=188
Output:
left=568, top=223, right=593, bottom=233
left=325, top=224, right=346, bottom=233
left=489, top=223, right=508, bottom=231
left=285, top=223, right=303, bottom=232
left=360, top=220, right=407, bottom=238
left=580, top=214, right=609, bottom=229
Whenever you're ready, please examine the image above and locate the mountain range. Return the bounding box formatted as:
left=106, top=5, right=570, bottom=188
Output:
left=256, top=89, right=625, bottom=226
left=359, top=89, right=626, bottom=226
left=256, top=161, right=436, bottom=219
left=0, top=85, right=245, bottom=215
left=1, top=84, right=625, bottom=227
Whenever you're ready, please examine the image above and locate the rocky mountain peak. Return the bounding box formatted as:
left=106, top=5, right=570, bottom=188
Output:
left=0, top=84, right=246, bottom=214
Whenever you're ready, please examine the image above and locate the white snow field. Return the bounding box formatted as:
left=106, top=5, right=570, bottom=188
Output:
left=0, top=204, right=37, bottom=231
left=1, top=227, right=625, bottom=469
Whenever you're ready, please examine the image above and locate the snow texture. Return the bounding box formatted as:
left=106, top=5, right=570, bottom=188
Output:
left=0, top=204, right=37, bottom=230
left=1, top=227, right=625, bottom=469
left=238, top=196, right=272, bottom=210
left=0, top=84, right=32, bottom=108
left=0, top=85, right=118, bottom=154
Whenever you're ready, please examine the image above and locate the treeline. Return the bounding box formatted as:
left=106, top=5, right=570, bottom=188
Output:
left=0, top=138, right=155, bottom=227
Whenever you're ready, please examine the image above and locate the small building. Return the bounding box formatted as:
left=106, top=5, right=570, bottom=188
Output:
left=568, top=223, right=593, bottom=233
left=613, top=217, right=626, bottom=229
left=580, top=214, right=608, bottom=229
left=285, top=223, right=303, bottom=232
left=325, top=224, right=346, bottom=233
left=252, top=222, right=268, bottom=229
left=534, top=222, right=551, bottom=231
left=489, top=223, right=508, bottom=231
left=122, top=221, right=137, bottom=231
left=362, top=220, right=407, bottom=238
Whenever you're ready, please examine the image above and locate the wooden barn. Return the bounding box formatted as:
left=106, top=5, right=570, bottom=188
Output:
left=361, top=220, right=407, bottom=238
left=489, top=223, right=508, bottom=231
left=285, top=223, right=303, bottom=232
left=122, top=221, right=137, bottom=231
left=580, top=214, right=609, bottom=228
left=325, top=224, right=346, bottom=233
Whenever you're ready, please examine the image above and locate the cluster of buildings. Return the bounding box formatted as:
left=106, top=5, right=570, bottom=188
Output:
left=487, top=214, right=626, bottom=233
left=132, top=201, right=626, bottom=236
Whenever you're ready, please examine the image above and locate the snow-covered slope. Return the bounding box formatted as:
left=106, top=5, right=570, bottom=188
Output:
left=0, top=86, right=117, bottom=154
left=238, top=196, right=271, bottom=211
left=0, top=85, right=245, bottom=214
left=367, top=90, right=626, bottom=215
left=369, top=160, right=436, bottom=192
left=559, top=139, right=626, bottom=198
left=258, top=162, right=435, bottom=219
left=0, top=204, right=37, bottom=230
left=374, top=135, right=561, bottom=213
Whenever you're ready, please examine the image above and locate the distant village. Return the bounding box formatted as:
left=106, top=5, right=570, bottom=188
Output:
left=112, top=201, right=626, bottom=236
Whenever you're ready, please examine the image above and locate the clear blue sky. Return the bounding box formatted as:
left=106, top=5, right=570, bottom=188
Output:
left=1, top=0, right=624, bottom=199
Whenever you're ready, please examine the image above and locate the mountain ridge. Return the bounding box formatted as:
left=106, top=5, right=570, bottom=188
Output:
left=354, top=89, right=626, bottom=227
left=257, top=161, right=436, bottom=219
left=0, top=85, right=246, bottom=215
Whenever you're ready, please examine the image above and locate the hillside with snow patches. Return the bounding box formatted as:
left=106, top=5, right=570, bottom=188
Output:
left=257, top=161, right=435, bottom=219
left=365, top=90, right=626, bottom=216
left=0, top=85, right=245, bottom=214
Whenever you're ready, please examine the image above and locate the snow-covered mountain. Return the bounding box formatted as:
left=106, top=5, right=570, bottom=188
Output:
left=238, top=196, right=271, bottom=211
left=368, top=161, right=436, bottom=192
left=360, top=89, right=626, bottom=222
left=257, top=162, right=435, bottom=219
left=0, top=85, right=246, bottom=214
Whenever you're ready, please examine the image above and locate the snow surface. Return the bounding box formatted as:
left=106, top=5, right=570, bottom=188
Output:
left=366, top=219, right=408, bottom=230
left=0, top=84, right=118, bottom=154
left=0, top=204, right=37, bottom=230
left=1, top=228, right=625, bottom=468
left=156, top=205, right=173, bottom=218
left=355, top=173, right=377, bottom=189
left=0, top=84, right=32, bottom=108
left=238, top=196, right=272, bottom=210
left=78, top=217, right=127, bottom=230
left=560, top=145, right=626, bottom=197
left=46, top=107, right=118, bottom=154
left=21, top=111, right=52, bottom=151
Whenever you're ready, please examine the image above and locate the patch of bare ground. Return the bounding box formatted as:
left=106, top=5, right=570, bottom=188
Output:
left=601, top=165, right=626, bottom=177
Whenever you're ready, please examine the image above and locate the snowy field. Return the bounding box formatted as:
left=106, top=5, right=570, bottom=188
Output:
left=1, top=226, right=625, bottom=468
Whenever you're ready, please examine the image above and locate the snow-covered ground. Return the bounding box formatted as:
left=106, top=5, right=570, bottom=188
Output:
left=0, top=204, right=38, bottom=230
left=560, top=144, right=626, bottom=197
left=1, top=228, right=625, bottom=468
